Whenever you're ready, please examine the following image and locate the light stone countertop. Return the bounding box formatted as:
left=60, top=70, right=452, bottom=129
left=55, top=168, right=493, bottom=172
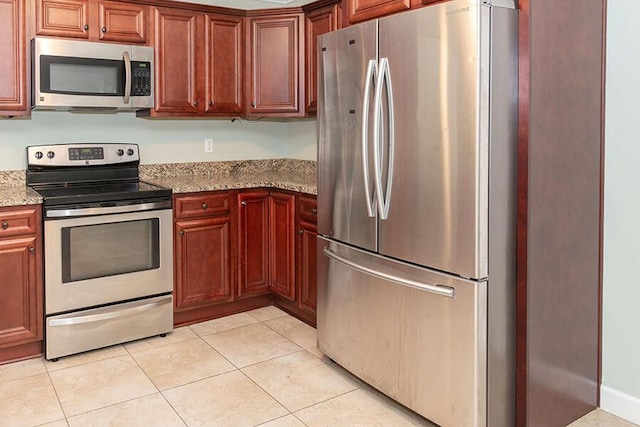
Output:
left=140, top=159, right=317, bottom=195
left=0, top=171, right=42, bottom=207
left=0, top=159, right=317, bottom=208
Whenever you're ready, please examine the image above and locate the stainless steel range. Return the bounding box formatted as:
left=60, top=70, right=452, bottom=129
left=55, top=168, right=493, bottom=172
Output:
left=27, top=143, right=173, bottom=361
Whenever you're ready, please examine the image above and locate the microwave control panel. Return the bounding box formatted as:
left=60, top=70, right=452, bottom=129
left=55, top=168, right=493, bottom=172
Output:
left=131, top=62, right=152, bottom=97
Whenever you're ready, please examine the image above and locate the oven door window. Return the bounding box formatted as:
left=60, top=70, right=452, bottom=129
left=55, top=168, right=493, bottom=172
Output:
left=61, top=219, right=159, bottom=283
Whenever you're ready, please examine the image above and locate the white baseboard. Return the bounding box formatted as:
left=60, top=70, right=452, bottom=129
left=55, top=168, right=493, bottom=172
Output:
left=600, top=385, right=640, bottom=424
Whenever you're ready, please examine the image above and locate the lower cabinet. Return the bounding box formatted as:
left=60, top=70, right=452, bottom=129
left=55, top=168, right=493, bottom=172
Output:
left=0, top=205, right=43, bottom=363
left=174, top=189, right=315, bottom=327
left=296, top=195, right=317, bottom=316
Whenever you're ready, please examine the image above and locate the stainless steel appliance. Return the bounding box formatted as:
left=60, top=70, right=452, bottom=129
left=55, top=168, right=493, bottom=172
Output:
left=316, top=1, right=517, bottom=426
left=27, top=143, right=173, bottom=360
left=32, top=37, right=154, bottom=111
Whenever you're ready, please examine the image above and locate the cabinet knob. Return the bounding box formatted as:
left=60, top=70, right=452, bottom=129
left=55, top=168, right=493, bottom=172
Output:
left=208, top=100, right=213, bottom=106
left=84, top=24, right=89, bottom=31
left=311, top=208, right=318, bottom=214
left=193, top=101, right=199, bottom=107
left=29, top=247, right=35, bottom=255
left=251, top=101, right=256, bottom=107
left=179, top=230, right=185, bottom=237
left=241, top=201, right=247, bottom=206
left=1, top=221, right=8, bottom=229
left=102, top=26, right=107, bottom=33
left=201, top=203, right=208, bottom=210
left=298, top=229, right=304, bottom=234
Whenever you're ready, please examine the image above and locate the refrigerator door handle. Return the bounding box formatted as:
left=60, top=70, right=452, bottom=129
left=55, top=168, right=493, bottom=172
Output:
left=373, top=57, right=395, bottom=220
left=323, top=247, right=455, bottom=298
left=362, top=59, right=378, bottom=218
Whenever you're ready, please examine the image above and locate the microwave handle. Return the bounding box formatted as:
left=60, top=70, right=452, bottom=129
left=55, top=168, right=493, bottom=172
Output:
left=123, top=51, right=131, bottom=104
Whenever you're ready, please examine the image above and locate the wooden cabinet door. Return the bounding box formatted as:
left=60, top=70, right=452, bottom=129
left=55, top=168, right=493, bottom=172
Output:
left=297, top=219, right=317, bottom=314
left=98, top=1, right=147, bottom=44
left=36, top=0, right=89, bottom=38
left=346, top=0, right=410, bottom=24
left=296, top=194, right=317, bottom=315
left=205, top=13, right=243, bottom=115
left=175, top=217, right=234, bottom=310
left=246, top=13, right=304, bottom=117
left=305, top=3, right=340, bottom=116
left=0, top=236, right=42, bottom=347
left=0, top=0, right=27, bottom=113
left=269, top=192, right=295, bottom=301
left=238, top=190, right=270, bottom=298
left=154, top=7, right=204, bottom=114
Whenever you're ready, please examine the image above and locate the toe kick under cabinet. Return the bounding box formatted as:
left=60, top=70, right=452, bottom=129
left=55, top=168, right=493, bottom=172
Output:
left=173, top=189, right=317, bottom=327
left=0, top=205, right=43, bottom=364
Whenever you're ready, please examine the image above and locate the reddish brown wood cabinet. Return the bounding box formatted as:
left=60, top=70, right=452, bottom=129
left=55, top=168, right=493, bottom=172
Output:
left=304, top=1, right=341, bottom=116
left=344, top=0, right=409, bottom=24
left=238, top=190, right=270, bottom=298
left=145, top=8, right=243, bottom=117
left=296, top=195, right=317, bottom=315
left=269, top=192, right=296, bottom=301
left=205, top=13, right=244, bottom=115
left=0, top=0, right=27, bottom=115
left=174, top=193, right=235, bottom=311
left=152, top=7, right=203, bottom=114
left=0, top=206, right=43, bottom=363
left=238, top=190, right=297, bottom=301
left=36, top=0, right=148, bottom=43
left=246, top=12, right=305, bottom=117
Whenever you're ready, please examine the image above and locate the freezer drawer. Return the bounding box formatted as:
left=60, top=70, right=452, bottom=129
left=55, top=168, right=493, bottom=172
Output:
left=45, top=294, right=173, bottom=360
left=318, top=238, right=487, bottom=427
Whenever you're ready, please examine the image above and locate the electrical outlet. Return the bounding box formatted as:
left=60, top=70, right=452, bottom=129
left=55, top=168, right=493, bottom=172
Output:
left=204, top=138, right=214, bottom=153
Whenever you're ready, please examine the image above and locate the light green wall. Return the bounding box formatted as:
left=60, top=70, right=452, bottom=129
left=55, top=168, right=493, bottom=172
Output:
left=0, top=112, right=317, bottom=170
left=603, top=0, right=640, bottom=401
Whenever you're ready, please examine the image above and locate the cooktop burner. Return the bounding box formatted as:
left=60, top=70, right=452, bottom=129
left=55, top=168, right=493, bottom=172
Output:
left=35, top=181, right=172, bottom=207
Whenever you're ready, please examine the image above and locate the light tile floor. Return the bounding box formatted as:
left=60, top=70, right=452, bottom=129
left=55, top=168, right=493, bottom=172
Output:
left=0, top=306, right=635, bottom=427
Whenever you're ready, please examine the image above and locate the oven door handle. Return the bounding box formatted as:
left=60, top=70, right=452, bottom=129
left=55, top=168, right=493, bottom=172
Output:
left=46, top=200, right=172, bottom=218
left=48, top=296, right=172, bottom=327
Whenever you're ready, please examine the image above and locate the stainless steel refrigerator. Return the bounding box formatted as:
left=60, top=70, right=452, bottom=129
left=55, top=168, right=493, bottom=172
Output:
left=316, top=1, right=517, bottom=426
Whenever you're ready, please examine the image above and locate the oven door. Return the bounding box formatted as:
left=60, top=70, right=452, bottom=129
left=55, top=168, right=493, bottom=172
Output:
left=44, top=207, right=173, bottom=314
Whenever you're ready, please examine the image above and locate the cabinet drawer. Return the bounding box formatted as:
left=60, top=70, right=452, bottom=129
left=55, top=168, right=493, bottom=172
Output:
left=174, top=193, right=231, bottom=219
left=297, top=195, right=317, bottom=222
left=0, top=207, right=39, bottom=237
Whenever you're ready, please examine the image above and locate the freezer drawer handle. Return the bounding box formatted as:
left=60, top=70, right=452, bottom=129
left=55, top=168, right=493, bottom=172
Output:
left=48, top=296, right=172, bottom=326
left=323, top=247, right=455, bottom=298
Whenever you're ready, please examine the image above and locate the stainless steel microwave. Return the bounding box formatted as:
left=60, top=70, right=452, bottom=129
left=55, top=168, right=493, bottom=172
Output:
left=32, top=37, right=154, bottom=112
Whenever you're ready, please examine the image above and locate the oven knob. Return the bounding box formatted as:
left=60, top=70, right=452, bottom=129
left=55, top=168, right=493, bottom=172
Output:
left=35, top=151, right=43, bottom=159
left=127, top=148, right=135, bottom=156
left=47, top=151, right=55, bottom=159
left=116, top=149, right=124, bottom=156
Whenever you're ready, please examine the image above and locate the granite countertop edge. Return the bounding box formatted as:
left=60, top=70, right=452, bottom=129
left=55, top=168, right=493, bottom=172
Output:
left=0, top=186, right=43, bottom=208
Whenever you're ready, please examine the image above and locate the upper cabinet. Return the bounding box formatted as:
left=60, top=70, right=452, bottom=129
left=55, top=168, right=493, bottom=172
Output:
left=245, top=12, right=305, bottom=117
left=0, top=0, right=27, bottom=115
left=36, top=0, right=148, bottom=43
left=152, top=7, right=203, bottom=115
left=205, top=13, right=244, bottom=115
left=345, top=0, right=409, bottom=24
left=143, top=7, right=243, bottom=117
left=304, top=0, right=341, bottom=116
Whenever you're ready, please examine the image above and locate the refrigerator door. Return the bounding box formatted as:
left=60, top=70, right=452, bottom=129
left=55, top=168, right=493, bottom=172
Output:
left=317, top=21, right=379, bottom=252
left=317, top=237, right=487, bottom=427
left=377, top=0, right=489, bottom=279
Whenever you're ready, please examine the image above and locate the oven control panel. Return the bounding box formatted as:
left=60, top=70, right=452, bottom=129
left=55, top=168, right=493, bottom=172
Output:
left=27, top=143, right=140, bottom=166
